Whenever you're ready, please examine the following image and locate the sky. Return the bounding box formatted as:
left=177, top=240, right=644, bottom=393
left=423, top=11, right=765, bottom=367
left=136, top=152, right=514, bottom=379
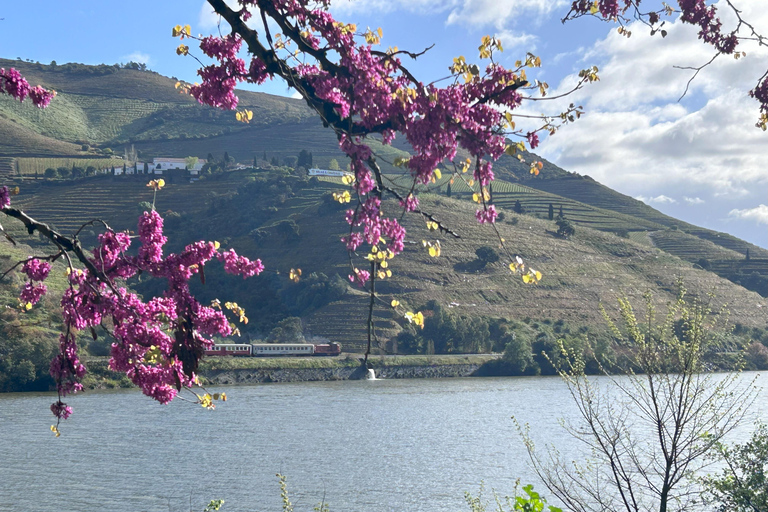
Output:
left=1, top=0, right=766, bottom=248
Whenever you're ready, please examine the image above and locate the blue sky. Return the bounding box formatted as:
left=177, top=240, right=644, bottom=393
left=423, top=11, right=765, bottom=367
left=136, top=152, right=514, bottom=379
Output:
left=1, top=0, right=766, bottom=248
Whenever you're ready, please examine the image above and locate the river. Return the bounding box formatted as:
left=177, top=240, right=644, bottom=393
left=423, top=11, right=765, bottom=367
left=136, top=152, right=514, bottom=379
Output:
left=1, top=373, right=766, bottom=512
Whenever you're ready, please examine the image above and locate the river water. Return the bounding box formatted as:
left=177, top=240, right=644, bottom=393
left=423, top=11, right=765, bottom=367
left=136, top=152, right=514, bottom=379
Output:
left=1, top=373, right=766, bottom=512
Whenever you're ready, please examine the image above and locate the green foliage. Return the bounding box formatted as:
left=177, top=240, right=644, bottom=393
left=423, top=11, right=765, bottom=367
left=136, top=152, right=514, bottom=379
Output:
left=397, top=302, right=493, bottom=355
left=465, top=482, right=561, bottom=512
left=279, top=272, right=347, bottom=316
left=701, top=423, right=768, bottom=512
left=501, top=334, right=533, bottom=374
left=745, top=341, right=768, bottom=370
left=267, top=317, right=306, bottom=343
left=203, top=500, right=225, bottom=512
left=327, top=158, right=340, bottom=171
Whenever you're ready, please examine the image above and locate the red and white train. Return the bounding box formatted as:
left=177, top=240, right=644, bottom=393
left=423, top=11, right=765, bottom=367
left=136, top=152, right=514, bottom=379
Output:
left=205, top=342, right=342, bottom=357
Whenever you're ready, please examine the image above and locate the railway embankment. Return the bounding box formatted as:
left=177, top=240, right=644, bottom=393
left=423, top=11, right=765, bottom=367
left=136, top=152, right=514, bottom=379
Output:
left=83, top=354, right=501, bottom=389
left=201, top=354, right=500, bottom=385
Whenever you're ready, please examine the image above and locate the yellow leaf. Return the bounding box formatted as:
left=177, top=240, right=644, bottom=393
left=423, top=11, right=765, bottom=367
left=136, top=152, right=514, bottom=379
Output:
left=391, top=299, right=400, bottom=308
left=434, top=169, right=442, bottom=180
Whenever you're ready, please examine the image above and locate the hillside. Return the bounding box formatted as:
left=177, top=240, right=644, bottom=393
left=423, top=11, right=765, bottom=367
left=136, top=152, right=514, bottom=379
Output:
left=0, top=58, right=764, bottom=302
left=2, top=168, right=765, bottom=352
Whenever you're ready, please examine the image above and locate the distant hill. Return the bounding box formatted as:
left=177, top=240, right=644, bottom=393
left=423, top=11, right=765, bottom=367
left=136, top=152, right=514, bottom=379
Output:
left=0, top=57, right=765, bottom=303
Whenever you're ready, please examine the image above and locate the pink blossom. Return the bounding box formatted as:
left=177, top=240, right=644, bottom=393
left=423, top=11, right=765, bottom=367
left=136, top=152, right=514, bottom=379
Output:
left=475, top=205, right=498, bottom=224
left=22, top=258, right=51, bottom=281
left=0, top=186, right=10, bottom=209
left=20, top=282, right=47, bottom=306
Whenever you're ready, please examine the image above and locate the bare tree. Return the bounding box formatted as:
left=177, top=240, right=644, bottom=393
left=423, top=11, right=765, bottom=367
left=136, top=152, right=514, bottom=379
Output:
left=519, top=284, right=759, bottom=512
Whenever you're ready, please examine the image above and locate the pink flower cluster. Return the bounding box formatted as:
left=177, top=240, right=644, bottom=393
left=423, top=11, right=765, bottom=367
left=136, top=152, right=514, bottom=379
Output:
left=19, top=206, right=263, bottom=420
left=0, top=68, right=55, bottom=107
left=22, top=258, right=51, bottom=281
left=0, top=186, right=10, bottom=209
left=183, top=2, right=535, bottom=285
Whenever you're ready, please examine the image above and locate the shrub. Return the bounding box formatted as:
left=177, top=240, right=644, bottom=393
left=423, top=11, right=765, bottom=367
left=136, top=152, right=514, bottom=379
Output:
left=475, top=246, right=500, bottom=266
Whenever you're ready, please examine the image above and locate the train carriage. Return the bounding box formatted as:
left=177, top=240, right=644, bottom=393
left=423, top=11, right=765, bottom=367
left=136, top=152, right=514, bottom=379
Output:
left=205, top=343, right=253, bottom=356
left=204, top=342, right=342, bottom=357
left=250, top=343, right=316, bottom=356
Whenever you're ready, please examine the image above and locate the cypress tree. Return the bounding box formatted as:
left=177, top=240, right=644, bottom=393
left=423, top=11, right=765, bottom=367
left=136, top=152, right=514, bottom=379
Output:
left=548, top=203, right=554, bottom=220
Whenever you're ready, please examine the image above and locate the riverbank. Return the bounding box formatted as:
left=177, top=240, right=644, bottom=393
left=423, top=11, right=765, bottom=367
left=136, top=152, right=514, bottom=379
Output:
left=83, top=354, right=501, bottom=389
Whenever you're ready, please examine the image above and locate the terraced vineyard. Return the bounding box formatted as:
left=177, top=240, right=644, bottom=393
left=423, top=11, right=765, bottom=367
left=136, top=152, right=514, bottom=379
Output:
left=10, top=174, right=246, bottom=235
left=649, top=229, right=746, bottom=262
left=380, top=173, right=665, bottom=233
left=0, top=157, right=16, bottom=181
left=16, top=157, right=126, bottom=175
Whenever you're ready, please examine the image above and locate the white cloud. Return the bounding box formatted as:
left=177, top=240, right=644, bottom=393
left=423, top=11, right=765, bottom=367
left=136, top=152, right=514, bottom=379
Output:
left=729, top=205, right=768, bottom=225
left=494, top=29, right=537, bottom=51
left=332, top=0, right=567, bottom=31
left=446, top=0, right=568, bottom=29
left=636, top=195, right=677, bottom=204
left=539, top=1, right=768, bottom=198
left=123, top=52, right=150, bottom=64
left=198, top=1, right=221, bottom=30
left=684, top=197, right=705, bottom=205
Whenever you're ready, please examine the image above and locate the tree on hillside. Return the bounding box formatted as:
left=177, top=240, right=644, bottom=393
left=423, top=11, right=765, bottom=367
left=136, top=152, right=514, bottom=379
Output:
left=548, top=203, right=554, bottom=221
left=328, top=158, right=340, bottom=171
left=555, top=216, right=575, bottom=239
left=1, top=0, right=766, bottom=427
left=514, top=200, right=524, bottom=214
left=521, top=287, right=759, bottom=512
left=297, top=149, right=313, bottom=169
left=185, top=156, right=199, bottom=170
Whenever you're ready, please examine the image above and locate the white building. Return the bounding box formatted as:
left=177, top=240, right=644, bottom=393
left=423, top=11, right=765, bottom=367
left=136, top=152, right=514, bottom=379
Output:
left=152, top=158, right=207, bottom=175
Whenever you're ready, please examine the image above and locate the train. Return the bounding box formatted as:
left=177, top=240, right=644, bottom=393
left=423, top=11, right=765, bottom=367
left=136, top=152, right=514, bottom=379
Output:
left=205, top=342, right=342, bottom=357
